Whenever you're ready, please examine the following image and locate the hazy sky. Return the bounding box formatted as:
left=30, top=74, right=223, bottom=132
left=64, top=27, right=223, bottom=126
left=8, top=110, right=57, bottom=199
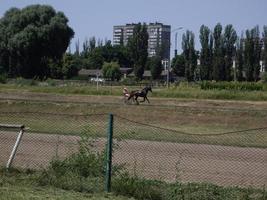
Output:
left=0, top=0, right=266, bottom=57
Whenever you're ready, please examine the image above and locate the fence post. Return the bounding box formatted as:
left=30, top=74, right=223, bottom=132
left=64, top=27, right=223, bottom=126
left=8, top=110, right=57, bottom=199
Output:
left=6, top=125, right=25, bottom=170
left=105, top=113, right=113, bottom=192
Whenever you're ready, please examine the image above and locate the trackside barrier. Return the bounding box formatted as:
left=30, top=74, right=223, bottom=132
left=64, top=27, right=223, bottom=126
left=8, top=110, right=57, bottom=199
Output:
left=0, top=124, right=25, bottom=170
left=0, top=112, right=266, bottom=190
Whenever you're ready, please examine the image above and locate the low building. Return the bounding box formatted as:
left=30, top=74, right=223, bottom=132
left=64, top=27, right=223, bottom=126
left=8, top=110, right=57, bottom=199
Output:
left=78, top=68, right=133, bottom=80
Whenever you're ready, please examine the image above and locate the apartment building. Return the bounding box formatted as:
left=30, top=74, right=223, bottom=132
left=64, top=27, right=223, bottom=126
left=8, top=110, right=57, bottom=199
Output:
left=113, top=22, right=171, bottom=59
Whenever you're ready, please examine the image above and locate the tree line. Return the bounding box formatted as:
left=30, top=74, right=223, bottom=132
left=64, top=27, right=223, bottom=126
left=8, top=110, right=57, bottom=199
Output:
left=172, top=24, right=267, bottom=82
left=0, top=5, right=266, bottom=82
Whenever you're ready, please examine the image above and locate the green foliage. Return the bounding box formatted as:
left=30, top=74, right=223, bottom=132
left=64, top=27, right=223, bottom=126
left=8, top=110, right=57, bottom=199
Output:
left=0, top=4, right=74, bottom=79
left=263, top=26, right=267, bottom=73
left=199, top=25, right=213, bottom=80
left=120, top=77, right=138, bottom=85
left=172, top=54, right=185, bottom=77
left=61, top=53, right=80, bottom=79
left=182, top=30, right=197, bottom=81
left=148, top=56, right=162, bottom=80
left=127, top=23, right=148, bottom=80
left=200, top=81, right=264, bottom=91
left=102, top=61, right=122, bottom=81
left=0, top=66, right=7, bottom=83
left=213, top=23, right=224, bottom=81
left=223, top=24, right=237, bottom=81
left=0, top=168, right=130, bottom=200
left=236, top=36, right=244, bottom=81
left=38, top=136, right=106, bottom=193
left=113, top=173, right=164, bottom=200
left=262, top=72, right=267, bottom=83
left=112, top=173, right=267, bottom=200
left=244, top=26, right=262, bottom=81
left=0, top=74, right=7, bottom=83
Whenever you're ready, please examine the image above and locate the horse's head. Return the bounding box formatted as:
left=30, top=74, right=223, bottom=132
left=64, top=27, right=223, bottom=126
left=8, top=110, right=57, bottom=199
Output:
left=145, top=86, right=152, bottom=93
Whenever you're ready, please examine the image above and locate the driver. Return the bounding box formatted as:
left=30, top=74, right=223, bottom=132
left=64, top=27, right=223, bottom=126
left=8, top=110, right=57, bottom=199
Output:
left=123, top=87, right=130, bottom=97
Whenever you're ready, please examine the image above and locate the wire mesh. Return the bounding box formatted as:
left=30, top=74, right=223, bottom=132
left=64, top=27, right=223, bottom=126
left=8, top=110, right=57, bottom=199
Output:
left=0, top=111, right=266, bottom=189
left=113, top=115, right=267, bottom=188
left=0, top=112, right=108, bottom=169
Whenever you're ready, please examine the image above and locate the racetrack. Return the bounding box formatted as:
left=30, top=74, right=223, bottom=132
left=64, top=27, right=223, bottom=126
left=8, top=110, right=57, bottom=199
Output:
left=1, top=131, right=266, bottom=188
left=0, top=91, right=267, bottom=188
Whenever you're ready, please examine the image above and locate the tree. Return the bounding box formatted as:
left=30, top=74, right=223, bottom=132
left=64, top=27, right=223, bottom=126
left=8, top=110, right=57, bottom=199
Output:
left=223, top=24, right=237, bottom=81
left=87, top=48, right=104, bottom=69
left=0, top=5, right=74, bottom=78
left=127, top=23, right=148, bottom=80
left=61, top=53, right=80, bottom=79
left=213, top=23, right=225, bottom=81
left=182, top=30, right=197, bottom=81
left=171, top=54, right=185, bottom=77
left=244, top=26, right=262, bottom=81
left=148, top=56, right=162, bottom=80
left=102, top=61, right=121, bottom=81
left=236, top=35, right=244, bottom=81
left=262, top=26, right=267, bottom=73
left=199, top=25, right=213, bottom=80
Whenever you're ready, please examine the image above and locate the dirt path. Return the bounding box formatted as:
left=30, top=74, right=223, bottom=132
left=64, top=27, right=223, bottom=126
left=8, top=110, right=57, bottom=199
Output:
left=1, top=131, right=266, bottom=188
left=1, top=92, right=267, bottom=188
left=1, top=91, right=267, bottom=111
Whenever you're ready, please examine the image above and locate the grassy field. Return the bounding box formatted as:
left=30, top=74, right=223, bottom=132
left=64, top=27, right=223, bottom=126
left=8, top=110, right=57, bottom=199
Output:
left=0, top=81, right=267, bottom=148
left=1, top=80, right=267, bottom=101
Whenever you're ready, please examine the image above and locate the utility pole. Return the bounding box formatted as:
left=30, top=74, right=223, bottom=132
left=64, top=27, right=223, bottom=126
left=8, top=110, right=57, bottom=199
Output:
left=172, top=27, right=183, bottom=57
left=162, top=59, right=169, bottom=88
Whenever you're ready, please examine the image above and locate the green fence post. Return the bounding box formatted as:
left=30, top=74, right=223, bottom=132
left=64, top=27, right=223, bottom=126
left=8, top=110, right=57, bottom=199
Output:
left=105, top=113, right=113, bottom=192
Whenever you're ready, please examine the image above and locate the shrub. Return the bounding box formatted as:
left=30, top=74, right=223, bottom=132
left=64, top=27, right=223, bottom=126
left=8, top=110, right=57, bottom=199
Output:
left=0, top=73, right=7, bottom=83
left=112, top=173, right=164, bottom=200
left=262, top=72, right=267, bottom=83
left=200, top=81, right=264, bottom=91
left=38, top=136, right=106, bottom=193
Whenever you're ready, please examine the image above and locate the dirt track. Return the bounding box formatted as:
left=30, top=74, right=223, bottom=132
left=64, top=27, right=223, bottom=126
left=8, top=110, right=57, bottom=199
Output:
left=0, top=91, right=267, bottom=188
left=1, top=131, right=266, bottom=188
left=1, top=91, right=267, bottom=111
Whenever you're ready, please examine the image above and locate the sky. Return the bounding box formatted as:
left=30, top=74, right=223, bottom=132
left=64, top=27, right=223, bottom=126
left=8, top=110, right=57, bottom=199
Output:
left=0, top=0, right=266, bottom=58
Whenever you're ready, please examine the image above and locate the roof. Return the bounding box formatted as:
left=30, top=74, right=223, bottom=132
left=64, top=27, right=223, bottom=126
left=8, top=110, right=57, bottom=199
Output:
left=78, top=68, right=133, bottom=76
left=128, top=70, right=171, bottom=77
left=78, top=69, right=102, bottom=76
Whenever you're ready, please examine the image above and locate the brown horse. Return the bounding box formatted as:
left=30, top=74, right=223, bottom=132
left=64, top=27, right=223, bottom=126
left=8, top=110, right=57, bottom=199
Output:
left=123, top=88, right=138, bottom=104
left=127, top=86, right=152, bottom=104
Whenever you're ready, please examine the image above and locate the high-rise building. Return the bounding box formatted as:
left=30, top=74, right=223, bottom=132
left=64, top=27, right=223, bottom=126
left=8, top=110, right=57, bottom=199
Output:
left=113, top=22, right=171, bottom=60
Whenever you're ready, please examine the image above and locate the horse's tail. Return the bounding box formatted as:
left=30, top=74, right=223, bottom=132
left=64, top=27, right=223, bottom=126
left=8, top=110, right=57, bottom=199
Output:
left=128, top=90, right=139, bottom=100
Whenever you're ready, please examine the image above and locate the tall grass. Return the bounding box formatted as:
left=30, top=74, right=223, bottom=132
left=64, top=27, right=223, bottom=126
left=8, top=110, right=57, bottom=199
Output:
left=2, top=78, right=267, bottom=101
left=200, top=81, right=265, bottom=91
left=37, top=136, right=106, bottom=193
left=112, top=173, right=267, bottom=200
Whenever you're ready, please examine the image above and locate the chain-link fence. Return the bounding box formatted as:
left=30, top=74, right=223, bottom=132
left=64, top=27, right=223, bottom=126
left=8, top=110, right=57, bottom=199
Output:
left=0, top=111, right=266, bottom=189
left=0, top=112, right=108, bottom=169
left=112, top=115, right=267, bottom=188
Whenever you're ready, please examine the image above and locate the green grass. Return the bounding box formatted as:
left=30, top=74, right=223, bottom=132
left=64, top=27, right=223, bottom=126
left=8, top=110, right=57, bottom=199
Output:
left=0, top=99, right=266, bottom=148
left=0, top=185, right=131, bottom=200
left=0, top=168, right=132, bottom=200
left=2, top=80, right=267, bottom=101
left=112, top=173, right=267, bottom=200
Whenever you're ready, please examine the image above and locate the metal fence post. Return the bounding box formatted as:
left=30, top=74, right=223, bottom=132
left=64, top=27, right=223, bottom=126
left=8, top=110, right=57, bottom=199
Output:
left=105, top=113, right=113, bottom=192
left=6, top=125, right=25, bottom=170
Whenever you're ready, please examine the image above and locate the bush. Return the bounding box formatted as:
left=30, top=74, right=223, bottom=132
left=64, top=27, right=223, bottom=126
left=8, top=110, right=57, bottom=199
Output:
left=262, top=72, right=267, bottom=83
left=38, top=136, right=106, bottom=193
left=0, top=73, right=7, bottom=83
left=200, top=81, right=264, bottom=91
left=112, top=173, right=164, bottom=200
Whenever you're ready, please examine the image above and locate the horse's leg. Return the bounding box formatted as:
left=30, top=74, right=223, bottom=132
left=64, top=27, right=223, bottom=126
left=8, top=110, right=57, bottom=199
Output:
left=135, top=95, right=139, bottom=105
left=145, top=96, right=150, bottom=103
left=140, top=95, right=146, bottom=102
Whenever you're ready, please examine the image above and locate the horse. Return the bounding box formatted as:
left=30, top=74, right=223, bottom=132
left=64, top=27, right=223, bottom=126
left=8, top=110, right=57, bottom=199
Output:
left=123, top=87, right=138, bottom=104
left=128, top=86, right=152, bottom=104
